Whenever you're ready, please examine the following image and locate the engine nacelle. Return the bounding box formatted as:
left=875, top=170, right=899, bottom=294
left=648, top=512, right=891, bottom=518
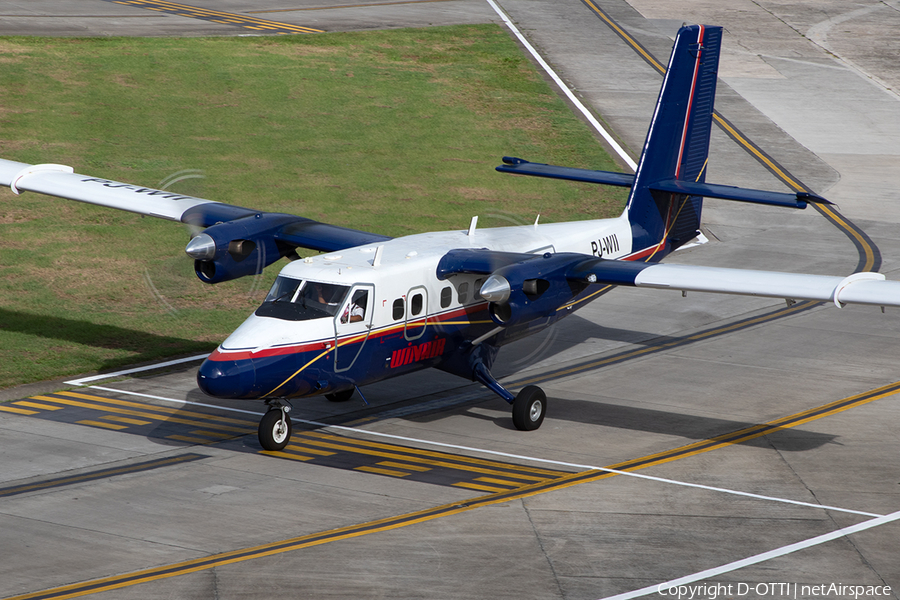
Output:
left=185, top=213, right=298, bottom=284
left=483, top=253, right=589, bottom=327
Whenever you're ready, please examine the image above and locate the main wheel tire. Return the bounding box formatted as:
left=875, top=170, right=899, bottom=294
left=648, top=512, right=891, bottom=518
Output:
left=259, top=409, right=292, bottom=451
left=512, top=385, right=546, bottom=431
left=325, top=389, right=355, bottom=402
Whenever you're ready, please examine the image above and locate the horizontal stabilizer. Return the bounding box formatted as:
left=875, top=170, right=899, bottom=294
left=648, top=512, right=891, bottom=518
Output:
left=496, top=157, right=635, bottom=187
left=495, top=157, right=828, bottom=209
left=650, top=179, right=831, bottom=209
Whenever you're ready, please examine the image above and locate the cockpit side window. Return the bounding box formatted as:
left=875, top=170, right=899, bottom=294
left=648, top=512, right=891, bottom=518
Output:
left=340, top=289, right=368, bottom=324
left=256, top=278, right=350, bottom=321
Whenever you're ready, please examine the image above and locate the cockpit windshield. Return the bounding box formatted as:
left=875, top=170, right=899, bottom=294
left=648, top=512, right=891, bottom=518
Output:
left=264, top=276, right=302, bottom=304
left=255, top=276, right=350, bottom=321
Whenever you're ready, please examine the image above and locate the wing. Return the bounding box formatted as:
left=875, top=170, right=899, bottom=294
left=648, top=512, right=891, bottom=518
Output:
left=569, top=259, right=900, bottom=308
left=436, top=248, right=900, bottom=329
left=0, top=160, right=215, bottom=220
left=0, top=159, right=391, bottom=283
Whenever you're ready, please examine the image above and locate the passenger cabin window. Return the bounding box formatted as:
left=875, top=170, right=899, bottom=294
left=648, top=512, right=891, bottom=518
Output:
left=411, top=293, right=423, bottom=316
left=474, top=278, right=484, bottom=301
left=440, top=286, right=452, bottom=308
left=392, top=298, right=404, bottom=320
left=255, top=277, right=350, bottom=321
left=458, top=282, right=469, bottom=304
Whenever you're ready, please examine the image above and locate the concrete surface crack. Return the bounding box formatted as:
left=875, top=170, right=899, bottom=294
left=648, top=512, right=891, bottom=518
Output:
left=523, top=499, right=565, bottom=600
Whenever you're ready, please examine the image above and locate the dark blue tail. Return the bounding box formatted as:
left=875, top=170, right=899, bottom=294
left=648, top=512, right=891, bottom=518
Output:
left=626, top=24, right=722, bottom=260
left=497, top=24, right=813, bottom=231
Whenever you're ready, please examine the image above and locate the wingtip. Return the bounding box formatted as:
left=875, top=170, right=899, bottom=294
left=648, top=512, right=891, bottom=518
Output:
left=797, top=192, right=834, bottom=206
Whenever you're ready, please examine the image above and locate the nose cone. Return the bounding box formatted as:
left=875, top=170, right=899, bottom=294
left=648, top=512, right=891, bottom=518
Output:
left=480, top=274, right=511, bottom=303
left=197, top=356, right=257, bottom=399
left=185, top=233, right=217, bottom=260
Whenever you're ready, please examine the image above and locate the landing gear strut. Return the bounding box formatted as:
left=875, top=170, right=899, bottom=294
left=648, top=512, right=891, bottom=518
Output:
left=259, top=399, right=292, bottom=451
left=473, top=361, right=547, bottom=431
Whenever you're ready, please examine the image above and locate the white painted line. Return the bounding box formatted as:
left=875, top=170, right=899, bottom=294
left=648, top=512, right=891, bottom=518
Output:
left=314, top=422, right=883, bottom=518
left=87, top=385, right=263, bottom=416
left=65, top=354, right=209, bottom=385
left=485, top=0, right=638, bottom=171
left=85, top=384, right=882, bottom=518
left=597, top=508, right=900, bottom=600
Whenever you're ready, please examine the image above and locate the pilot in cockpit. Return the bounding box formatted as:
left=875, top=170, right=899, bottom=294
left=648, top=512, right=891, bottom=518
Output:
left=341, top=289, right=368, bottom=324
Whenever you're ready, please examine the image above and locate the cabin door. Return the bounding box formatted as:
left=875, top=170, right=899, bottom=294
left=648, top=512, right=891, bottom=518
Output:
left=404, top=286, right=428, bottom=341
left=334, top=284, right=374, bottom=372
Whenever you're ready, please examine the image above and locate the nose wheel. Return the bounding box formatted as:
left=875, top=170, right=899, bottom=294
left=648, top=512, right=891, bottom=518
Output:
left=512, top=385, right=546, bottom=431
left=259, top=402, right=292, bottom=451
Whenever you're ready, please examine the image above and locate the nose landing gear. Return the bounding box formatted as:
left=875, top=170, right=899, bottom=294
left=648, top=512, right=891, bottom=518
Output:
left=259, top=399, right=293, bottom=451
left=473, top=361, right=547, bottom=431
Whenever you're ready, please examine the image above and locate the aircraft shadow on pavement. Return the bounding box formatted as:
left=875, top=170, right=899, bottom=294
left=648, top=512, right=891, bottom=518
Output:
left=105, top=380, right=835, bottom=466
left=496, top=313, right=688, bottom=376
left=133, top=400, right=577, bottom=489
left=413, top=397, right=838, bottom=452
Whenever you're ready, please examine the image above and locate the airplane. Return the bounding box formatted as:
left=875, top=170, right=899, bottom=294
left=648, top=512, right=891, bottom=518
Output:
left=4, top=24, right=900, bottom=451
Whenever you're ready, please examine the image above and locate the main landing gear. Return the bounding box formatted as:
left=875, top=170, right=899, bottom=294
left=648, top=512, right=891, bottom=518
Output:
left=473, top=362, right=546, bottom=431
left=259, top=399, right=293, bottom=451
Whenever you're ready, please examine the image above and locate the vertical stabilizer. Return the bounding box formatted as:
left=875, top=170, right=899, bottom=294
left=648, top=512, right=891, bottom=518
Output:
left=626, top=24, right=722, bottom=260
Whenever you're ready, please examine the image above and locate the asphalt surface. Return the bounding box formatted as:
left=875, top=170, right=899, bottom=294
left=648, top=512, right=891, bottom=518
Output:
left=1, top=1, right=899, bottom=599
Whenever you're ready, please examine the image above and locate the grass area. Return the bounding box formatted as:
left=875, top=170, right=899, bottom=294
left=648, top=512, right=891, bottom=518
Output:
left=0, top=25, right=627, bottom=389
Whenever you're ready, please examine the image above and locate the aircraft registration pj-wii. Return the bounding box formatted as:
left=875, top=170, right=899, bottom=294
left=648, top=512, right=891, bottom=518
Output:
left=3, top=25, right=899, bottom=450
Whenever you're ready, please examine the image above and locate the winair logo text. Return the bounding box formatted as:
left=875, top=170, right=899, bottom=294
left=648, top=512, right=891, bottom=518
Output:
left=390, top=338, right=446, bottom=369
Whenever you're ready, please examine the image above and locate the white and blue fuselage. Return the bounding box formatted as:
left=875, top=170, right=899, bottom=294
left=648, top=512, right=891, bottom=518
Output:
left=198, top=214, right=637, bottom=399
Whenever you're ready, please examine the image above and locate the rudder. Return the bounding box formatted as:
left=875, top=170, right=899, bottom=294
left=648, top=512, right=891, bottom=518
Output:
left=626, top=25, right=722, bottom=260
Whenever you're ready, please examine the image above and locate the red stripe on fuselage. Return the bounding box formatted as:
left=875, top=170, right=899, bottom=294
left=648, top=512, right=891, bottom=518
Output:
left=621, top=242, right=664, bottom=262
left=207, top=302, right=488, bottom=362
